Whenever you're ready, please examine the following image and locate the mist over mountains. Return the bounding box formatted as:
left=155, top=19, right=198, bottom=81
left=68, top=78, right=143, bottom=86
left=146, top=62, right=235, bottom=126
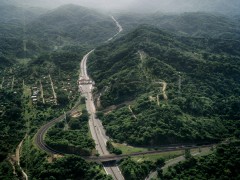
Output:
left=129, top=0, right=240, bottom=14
left=0, top=0, right=240, bottom=179
left=2, top=0, right=240, bottom=15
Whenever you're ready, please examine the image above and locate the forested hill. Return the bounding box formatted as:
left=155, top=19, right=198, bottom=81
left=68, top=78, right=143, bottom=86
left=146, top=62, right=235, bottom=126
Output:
left=0, top=3, right=44, bottom=24
left=26, top=4, right=117, bottom=47
left=117, top=12, right=240, bottom=40
left=88, top=26, right=240, bottom=145
left=0, top=4, right=117, bottom=60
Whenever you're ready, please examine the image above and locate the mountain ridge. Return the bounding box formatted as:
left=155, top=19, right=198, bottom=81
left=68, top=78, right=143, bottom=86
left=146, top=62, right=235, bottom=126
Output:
left=88, top=25, right=240, bottom=145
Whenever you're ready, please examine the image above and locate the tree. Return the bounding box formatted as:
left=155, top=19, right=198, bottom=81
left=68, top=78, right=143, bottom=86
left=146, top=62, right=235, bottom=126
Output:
left=184, top=149, right=192, bottom=160
left=155, top=158, right=165, bottom=168
left=69, top=120, right=81, bottom=130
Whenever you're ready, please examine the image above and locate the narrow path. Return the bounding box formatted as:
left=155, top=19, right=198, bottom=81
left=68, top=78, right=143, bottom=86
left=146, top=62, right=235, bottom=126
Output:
left=162, top=81, right=168, bottom=100
left=1, top=76, right=4, bottom=89
left=128, top=105, right=137, bottom=119
left=40, top=80, right=45, bottom=104
left=138, top=51, right=168, bottom=102
left=7, top=158, right=16, bottom=176
left=138, top=51, right=149, bottom=80
left=49, top=74, right=57, bottom=104
left=11, top=76, right=15, bottom=91
left=15, top=135, right=28, bottom=180
left=157, top=94, right=160, bottom=106
left=154, top=81, right=168, bottom=101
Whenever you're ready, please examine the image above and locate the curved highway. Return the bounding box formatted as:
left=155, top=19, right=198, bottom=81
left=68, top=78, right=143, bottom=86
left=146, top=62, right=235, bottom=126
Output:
left=78, top=16, right=124, bottom=180
left=35, top=16, right=125, bottom=180
left=35, top=114, right=65, bottom=154
left=34, top=15, right=218, bottom=180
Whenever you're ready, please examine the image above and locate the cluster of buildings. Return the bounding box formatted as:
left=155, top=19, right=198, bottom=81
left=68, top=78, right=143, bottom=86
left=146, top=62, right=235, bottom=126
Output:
left=31, top=86, right=39, bottom=104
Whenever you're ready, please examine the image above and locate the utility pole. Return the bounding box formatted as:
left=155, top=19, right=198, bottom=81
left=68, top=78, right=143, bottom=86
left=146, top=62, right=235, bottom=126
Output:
left=64, top=111, right=67, bottom=121
left=178, top=72, right=182, bottom=97
left=11, top=76, right=15, bottom=91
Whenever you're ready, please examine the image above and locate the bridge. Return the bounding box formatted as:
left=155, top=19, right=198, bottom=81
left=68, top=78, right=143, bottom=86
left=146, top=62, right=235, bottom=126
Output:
left=78, top=79, right=93, bottom=85
left=84, top=144, right=215, bottom=162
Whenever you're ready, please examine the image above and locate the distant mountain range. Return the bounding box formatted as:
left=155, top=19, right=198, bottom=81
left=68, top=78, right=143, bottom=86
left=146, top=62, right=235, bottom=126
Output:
left=117, top=12, right=240, bottom=40
left=129, top=0, right=240, bottom=15
left=0, top=4, right=117, bottom=58
left=2, top=0, right=240, bottom=15
left=26, top=4, right=116, bottom=47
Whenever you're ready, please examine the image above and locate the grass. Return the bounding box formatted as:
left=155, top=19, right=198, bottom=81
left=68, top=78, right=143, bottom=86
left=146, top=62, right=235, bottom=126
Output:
left=132, top=150, right=184, bottom=162
left=113, top=142, right=149, bottom=154
left=133, top=147, right=212, bottom=163
left=17, top=58, right=31, bottom=65
left=191, top=147, right=213, bottom=157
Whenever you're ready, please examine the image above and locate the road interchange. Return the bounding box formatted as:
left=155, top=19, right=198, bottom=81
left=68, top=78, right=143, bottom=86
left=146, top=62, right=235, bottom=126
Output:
left=34, top=15, right=216, bottom=180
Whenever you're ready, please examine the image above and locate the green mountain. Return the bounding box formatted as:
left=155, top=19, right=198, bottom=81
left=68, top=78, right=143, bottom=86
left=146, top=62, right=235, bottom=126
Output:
left=163, top=141, right=240, bottom=179
left=0, top=4, right=117, bottom=60
left=117, top=12, right=240, bottom=40
left=88, top=25, right=240, bottom=146
left=26, top=4, right=117, bottom=48
left=129, top=0, right=240, bottom=15
left=0, top=56, right=15, bottom=69
left=0, top=3, right=44, bottom=25
left=0, top=3, right=47, bottom=59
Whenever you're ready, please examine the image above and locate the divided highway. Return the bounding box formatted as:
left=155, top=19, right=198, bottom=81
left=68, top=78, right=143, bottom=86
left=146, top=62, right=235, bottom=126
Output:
left=79, top=51, right=124, bottom=179
left=35, top=16, right=125, bottom=180
left=34, top=16, right=218, bottom=180
left=79, top=16, right=124, bottom=179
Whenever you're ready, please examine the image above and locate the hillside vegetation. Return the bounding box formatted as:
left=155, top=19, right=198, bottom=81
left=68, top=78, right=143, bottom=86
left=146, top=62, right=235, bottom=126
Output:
left=117, top=12, right=240, bottom=40
left=88, top=26, right=240, bottom=146
left=163, top=141, right=240, bottom=179
left=0, top=4, right=117, bottom=59
left=0, top=4, right=117, bottom=179
left=27, top=4, right=117, bottom=48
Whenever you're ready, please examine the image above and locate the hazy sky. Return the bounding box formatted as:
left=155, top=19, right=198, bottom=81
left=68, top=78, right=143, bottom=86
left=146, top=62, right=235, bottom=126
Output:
left=4, top=0, right=240, bottom=14
left=8, top=0, right=136, bottom=9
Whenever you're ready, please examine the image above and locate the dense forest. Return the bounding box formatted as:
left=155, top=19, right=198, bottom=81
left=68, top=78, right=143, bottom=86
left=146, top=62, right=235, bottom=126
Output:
left=45, top=109, right=95, bottom=156
left=36, top=155, right=112, bottom=180
left=0, top=90, right=25, bottom=180
left=163, top=141, right=240, bottom=179
left=119, top=158, right=155, bottom=180
left=116, top=12, right=240, bottom=40
left=0, top=3, right=117, bottom=59
left=20, top=140, right=111, bottom=180
left=0, top=2, right=118, bottom=179
left=88, top=25, right=240, bottom=146
left=27, top=4, right=117, bottom=47
left=1, top=0, right=240, bottom=179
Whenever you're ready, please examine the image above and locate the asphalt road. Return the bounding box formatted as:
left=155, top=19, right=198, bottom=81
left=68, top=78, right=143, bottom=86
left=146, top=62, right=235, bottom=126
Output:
left=33, top=15, right=219, bottom=180
left=35, top=114, right=66, bottom=154
left=35, top=15, right=126, bottom=180
left=79, top=16, right=125, bottom=180
left=34, top=15, right=125, bottom=179
left=79, top=50, right=124, bottom=180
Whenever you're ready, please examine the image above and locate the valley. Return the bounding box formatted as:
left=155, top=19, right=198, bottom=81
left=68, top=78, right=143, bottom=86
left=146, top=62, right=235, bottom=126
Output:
left=0, top=1, right=240, bottom=180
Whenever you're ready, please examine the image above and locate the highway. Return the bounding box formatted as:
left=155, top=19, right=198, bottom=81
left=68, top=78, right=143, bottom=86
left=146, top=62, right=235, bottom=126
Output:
left=78, top=16, right=124, bottom=180
left=79, top=50, right=124, bottom=180
left=35, top=15, right=125, bottom=179
left=106, top=16, right=123, bottom=42
left=34, top=15, right=219, bottom=180
left=35, top=114, right=66, bottom=154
